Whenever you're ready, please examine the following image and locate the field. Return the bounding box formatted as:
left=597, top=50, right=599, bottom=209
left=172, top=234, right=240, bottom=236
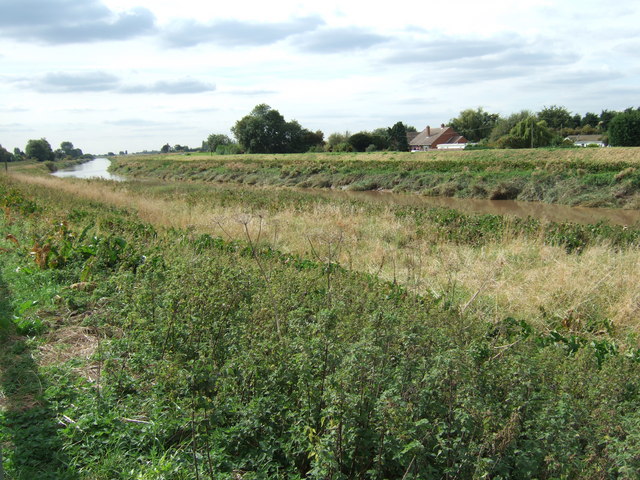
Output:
left=2, top=150, right=640, bottom=478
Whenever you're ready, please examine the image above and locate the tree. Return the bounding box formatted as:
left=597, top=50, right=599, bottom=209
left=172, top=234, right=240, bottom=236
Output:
left=232, top=104, right=321, bottom=153
left=204, top=134, right=232, bottom=154
left=326, top=132, right=351, bottom=151
left=349, top=132, right=375, bottom=152
left=507, top=117, right=553, bottom=148
left=599, top=110, right=618, bottom=132
left=488, top=110, right=532, bottom=144
left=0, top=144, right=12, bottom=171
left=161, top=143, right=170, bottom=154
left=25, top=138, right=54, bottom=162
left=608, top=110, right=640, bottom=146
left=448, top=108, right=500, bottom=142
left=232, top=104, right=288, bottom=154
left=387, top=122, right=409, bottom=151
left=581, top=112, right=599, bottom=128
left=537, top=105, right=575, bottom=130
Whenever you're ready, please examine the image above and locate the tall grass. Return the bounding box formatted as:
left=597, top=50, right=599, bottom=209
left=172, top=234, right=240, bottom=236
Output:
left=9, top=173, right=640, bottom=337
left=3, top=174, right=640, bottom=478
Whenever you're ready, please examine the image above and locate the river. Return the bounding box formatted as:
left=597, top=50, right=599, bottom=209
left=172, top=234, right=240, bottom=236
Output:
left=52, top=157, right=124, bottom=181
left=51, top=158, right=640, bottom=226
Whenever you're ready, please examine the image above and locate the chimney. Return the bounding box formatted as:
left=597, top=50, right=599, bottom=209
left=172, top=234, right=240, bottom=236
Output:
left=426, top=126, right=431, bottom=136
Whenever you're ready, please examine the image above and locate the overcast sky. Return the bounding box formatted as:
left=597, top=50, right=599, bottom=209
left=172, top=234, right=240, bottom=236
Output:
left=1, top=0, right=639, bottom=153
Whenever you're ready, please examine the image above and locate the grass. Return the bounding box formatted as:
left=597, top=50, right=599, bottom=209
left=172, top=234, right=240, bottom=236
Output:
left=109, top=148, right=640, bottom=208
left=3, top=173, right=640, bottom=477
left=7, top=173, right=640, bottom=338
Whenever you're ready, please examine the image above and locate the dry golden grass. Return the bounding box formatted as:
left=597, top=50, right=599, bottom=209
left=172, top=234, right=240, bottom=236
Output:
left=11, top=172, right=640, bottom=335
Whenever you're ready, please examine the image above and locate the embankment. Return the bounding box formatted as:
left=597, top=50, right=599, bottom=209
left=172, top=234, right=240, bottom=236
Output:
left=111, top=148, right=640, bottom=208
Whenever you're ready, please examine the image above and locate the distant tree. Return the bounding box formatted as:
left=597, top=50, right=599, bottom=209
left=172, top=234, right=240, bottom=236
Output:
left=333, top=142, right=354, bottom=152
left=1, top=145, right=12, bottom=171
left=387, top=122, right=409, bottom=151
left=608, top=110, right=640, bottom=146
left=599, top=110, right=618, bottom=131
left=508, top=117, right=553, bottom=148
left=298, top=129, right=324, bottom=152
left=283, top=120, right=324, bottom=153
left=488, top=110, right=532, bottom=144
left=232, top=104, right=289, bottom=153
left=349, top=132, right=375, bottom=152
left=448, top=108, right=500, bottom=142
left=204, top=134, right=233, bottom=154
left=581, top=112, right=599, bottom=128
left=326, top=132, right=351, bottom=151
left=25, top=138, right=54, bottom=162
left=537, top=105, right=575, bottom=130
left=161, top=143, right=170, bottom=154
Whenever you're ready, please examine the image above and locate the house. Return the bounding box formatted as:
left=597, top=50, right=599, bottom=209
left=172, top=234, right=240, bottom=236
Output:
left=409, top=124, right=468, bottom=151
left=565, top=134, right=606, bottom=147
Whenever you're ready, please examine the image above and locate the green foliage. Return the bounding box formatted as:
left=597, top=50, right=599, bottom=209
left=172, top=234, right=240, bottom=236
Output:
left=508, top=117, right=553, bottom=148
left=488, top=110, right=532, bottom=144
left=608, top=110, right=640, bottom=146
left=449, top=107, right=500, bottom=142
left=0, top=144, right=13, bottom=164
left=387, top=121, right=409, bottom=151
left=25, top=138, right=54, bottom=162
left=348, top=132, right=375, bottom=152
left=537, top=105, right=577, bottom=130
left=203, top=133, right=233, bottom=154
left=232, top=104, right=322, bottom=153
left=4, top=175, right=640, bottom=479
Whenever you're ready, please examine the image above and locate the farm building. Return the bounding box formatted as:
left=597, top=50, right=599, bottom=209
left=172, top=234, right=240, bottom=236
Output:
left=565, top=134, right=606, bottom=147
left=409, top=124, right=468, bottom=151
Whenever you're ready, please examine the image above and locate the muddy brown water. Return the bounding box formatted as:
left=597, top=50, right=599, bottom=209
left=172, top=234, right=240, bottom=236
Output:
left=312, top=189, right=640, bottom=226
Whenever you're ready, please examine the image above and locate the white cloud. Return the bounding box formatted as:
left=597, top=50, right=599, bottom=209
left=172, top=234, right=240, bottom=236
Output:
left=1, top=0, right=639, bottom=153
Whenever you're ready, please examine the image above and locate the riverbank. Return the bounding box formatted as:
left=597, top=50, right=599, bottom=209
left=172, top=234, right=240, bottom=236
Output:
left=111, top=148, right=640, bottom=208
left=3, top=174, right=640, bottom=478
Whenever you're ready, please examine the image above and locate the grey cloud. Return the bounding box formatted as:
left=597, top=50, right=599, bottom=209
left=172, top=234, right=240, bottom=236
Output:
left=22, top=71, right=214, bottom=95
left=120, top=79, right=216, bottom=94
left=31, top=72, right=121, bottom=92
left=294, top=27, right=390, bottom=53
left=0, top=0, right=156, bottom=44
left=162, top=16, right=324, bottom=48
left=385, top=36, right=520, bottom=64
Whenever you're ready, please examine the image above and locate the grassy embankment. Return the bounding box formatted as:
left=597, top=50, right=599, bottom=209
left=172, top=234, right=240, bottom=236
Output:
left=10, top=170, right=640, bottom=337
left=111, top=148, right=640, bottom=208
left=3, top=169, right=640, bottom=478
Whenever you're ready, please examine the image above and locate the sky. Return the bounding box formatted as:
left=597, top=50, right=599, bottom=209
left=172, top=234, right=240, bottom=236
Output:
left=1, top=0, right=639, bottom=154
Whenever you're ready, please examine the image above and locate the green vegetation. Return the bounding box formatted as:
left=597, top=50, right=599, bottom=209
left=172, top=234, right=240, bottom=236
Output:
left=609, top=110, right=640, bottom=146
left=3, top=170, right=640, bottom=478
left=111, top=148, right=640, bottom=208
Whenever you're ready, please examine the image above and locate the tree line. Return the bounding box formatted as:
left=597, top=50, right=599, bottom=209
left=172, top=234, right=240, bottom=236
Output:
left=448, top=106, right=640, bottom=148
left=197, top=104, right=640, bottom=155
left=0, top=139, right=92, bottom=163
left=200, top=104, right=416, bottom=155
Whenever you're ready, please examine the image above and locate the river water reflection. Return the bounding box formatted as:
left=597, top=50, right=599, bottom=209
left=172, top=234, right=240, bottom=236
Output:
left=52, top=158, right=124, bottom=181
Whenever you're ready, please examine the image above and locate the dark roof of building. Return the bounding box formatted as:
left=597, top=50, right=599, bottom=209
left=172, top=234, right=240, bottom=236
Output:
left=409, top=127, right=447, bottom=146
left=565, top=135, right=604, bottom=142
